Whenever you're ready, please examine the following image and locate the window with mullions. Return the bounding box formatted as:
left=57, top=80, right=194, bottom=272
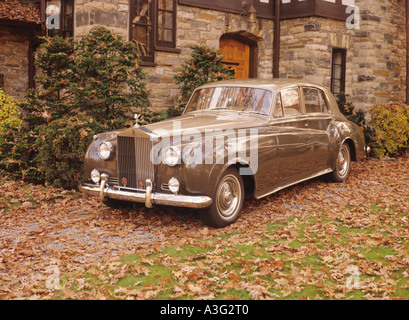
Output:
left=47, top=0, right=74, bottom=38
left=331, top=48, right=346, bottom=93
left=130, top=0, right=155, bottom=64
left=156, top=0, right=176, bottom=49
left=130, top=0, right=178, bottom=64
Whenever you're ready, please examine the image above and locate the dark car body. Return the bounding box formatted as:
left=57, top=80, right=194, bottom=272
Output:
left=80, top=79, right=366, bottom=228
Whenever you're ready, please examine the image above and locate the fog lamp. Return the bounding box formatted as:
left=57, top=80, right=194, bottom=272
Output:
left=91, top=169, right=101, bottom=184
left=168, top=177, right=180, bottom=194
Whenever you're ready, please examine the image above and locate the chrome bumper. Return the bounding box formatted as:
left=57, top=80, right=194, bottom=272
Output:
left=79, top=176, right=212, bottom=209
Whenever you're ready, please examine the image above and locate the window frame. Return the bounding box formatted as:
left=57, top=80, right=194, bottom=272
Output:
left=155, top=0, right=177, bottom=50
left=279, top=87, right=303, bottom=117
left=46, top=0, right=74, bottom=39
left=129, top=0, right=179, bottom=65
left=129, top=0, right=155, bottom=64
left=331, top=48, right=347, bottom=94
left=302, top=87, right=322, bottom=114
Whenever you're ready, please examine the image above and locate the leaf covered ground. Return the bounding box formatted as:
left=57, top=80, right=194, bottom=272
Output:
left=0, top=158, right=408, bottom=300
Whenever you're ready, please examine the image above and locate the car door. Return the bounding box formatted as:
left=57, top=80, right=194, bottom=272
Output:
left=273, top=87, right=314, bottom=187
left=302, top=87, right=332, bottom=172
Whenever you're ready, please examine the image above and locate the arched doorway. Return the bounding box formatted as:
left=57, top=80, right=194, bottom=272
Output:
left=219, top=33, right=258, bottom=79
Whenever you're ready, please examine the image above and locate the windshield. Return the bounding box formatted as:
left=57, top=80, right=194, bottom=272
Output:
left=185, top=86, right=273, bottom=116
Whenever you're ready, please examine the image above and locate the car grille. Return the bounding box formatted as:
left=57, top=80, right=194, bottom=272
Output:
left=117, top=136, right=154, bottom=190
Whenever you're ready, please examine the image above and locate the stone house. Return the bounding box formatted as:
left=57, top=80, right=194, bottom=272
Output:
left=0, top=0, right=43, bottom=99
left=1, top=0, right=408, bottom=113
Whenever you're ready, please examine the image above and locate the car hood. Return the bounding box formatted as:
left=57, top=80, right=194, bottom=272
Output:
left=121, top=111, right=268, bottom=139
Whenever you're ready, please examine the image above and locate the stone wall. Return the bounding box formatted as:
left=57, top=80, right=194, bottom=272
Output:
left=75, top=0, right=129, bottom=39
left=352, top=0, right=406, bottom=109
left=75, top=1, right=275, bottom=110
left=279, top=0, right=407, bottom=112
left=73, top=0, right=406, bottom=112
left=149, top=6, right=275, bottom=109
left=280, top=17, right=353, bottom=90
left=0, top=25, right=31, bottom=100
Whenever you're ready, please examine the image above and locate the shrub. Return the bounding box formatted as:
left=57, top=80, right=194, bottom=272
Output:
left=335, top=93, right=374, bottom=147
left=369, top=102, right=409, bottom=158
left=0, top=89, right=22, bottom=132
left=35, top=113, right=110, bottom=189
left=173, top=45, right=235, bottom=116
left=73, top=26, right=151, bottom=120
left=0, top=27, right=151, bottom=188
left=0, top=123, right=41, bottom=182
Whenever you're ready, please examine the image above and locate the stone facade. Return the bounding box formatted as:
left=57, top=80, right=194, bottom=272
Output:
left=72, top=0, right=407, bottom=112
left=74, top=1, right=275, bottom=110
left=0, top=26, right=31, bottom=99
left=75, top=0, right=129, bottom=39
left=148, top=6, right=275, bottom=108
left=1, top=0, right=407, bottom=113
left=279, top=0, right=407, bottom=111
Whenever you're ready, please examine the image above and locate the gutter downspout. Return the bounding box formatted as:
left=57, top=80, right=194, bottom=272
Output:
left=273, top=0, right=280, bottom=78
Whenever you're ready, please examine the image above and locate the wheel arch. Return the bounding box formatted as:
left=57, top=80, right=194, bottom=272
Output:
left=343, top=138, right=357, bottom=162
left=208, top=161, right=256, bottom=199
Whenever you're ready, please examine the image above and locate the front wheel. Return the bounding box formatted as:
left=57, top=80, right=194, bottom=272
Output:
left=328, top=143, right=351, bottom=182
left=199, top=168, right=245, bottom=228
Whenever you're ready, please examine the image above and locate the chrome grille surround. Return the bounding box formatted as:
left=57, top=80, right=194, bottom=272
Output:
left=117, top=136, right=154, bottom=191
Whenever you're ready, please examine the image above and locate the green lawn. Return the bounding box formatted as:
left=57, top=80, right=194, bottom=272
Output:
left=51, top=199, right=409, bottom=300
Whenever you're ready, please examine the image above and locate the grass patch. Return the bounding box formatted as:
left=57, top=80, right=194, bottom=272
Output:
left=50, top=200, right=409, bottom=300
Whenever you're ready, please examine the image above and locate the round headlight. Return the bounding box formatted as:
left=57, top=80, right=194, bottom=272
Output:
left=168, top=177, right=180, bottom=194
left=91, top=169, right=101, bottom=184
left=164, top=146, right=181, bottom=167
left=98, top=141, right=113, bottom=160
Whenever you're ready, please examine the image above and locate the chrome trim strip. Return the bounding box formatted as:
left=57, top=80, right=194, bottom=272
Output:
left=80, top=182, right=212, bottom=209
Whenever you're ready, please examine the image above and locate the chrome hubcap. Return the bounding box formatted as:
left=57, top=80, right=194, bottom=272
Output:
left=337, top=145, right=350, bottom=177
left=216, top=175, right=241, bottom=218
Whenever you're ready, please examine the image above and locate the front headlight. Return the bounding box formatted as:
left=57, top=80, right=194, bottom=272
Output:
left=164, top=146, right=181, bottom=167
left=98, top=141, right=113, bottom=160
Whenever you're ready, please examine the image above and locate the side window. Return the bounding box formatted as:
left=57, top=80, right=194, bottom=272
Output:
left=303, top=88, right=321, bottom=114
left=157, top=0, right=177, bottom=49
left=274, top=93, right=284, bottom=117
left=318, top=90, right=330, bottom=114
left=281, top=88, right=301, bottom=116
left=130, top=0, right=155, bottom=64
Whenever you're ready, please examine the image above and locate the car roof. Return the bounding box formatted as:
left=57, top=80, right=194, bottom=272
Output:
left=199, top=79, right=327, bottom=91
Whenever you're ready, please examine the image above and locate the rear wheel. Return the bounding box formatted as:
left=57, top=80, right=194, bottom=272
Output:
left=328, top=143, right=351, bottom=182
left=199, top=168, right=245, bottom=228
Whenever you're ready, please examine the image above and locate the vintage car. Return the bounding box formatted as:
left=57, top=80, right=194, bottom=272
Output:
left=79, top=79, right=366, bottom=228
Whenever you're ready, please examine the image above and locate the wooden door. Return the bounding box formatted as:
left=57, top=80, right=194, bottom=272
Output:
left=219, top=38, right=250, bottom=79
